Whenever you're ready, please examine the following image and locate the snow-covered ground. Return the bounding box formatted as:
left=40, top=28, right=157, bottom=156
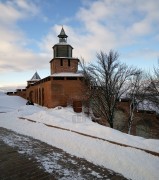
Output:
left=0, top=92, right=159, bottom=180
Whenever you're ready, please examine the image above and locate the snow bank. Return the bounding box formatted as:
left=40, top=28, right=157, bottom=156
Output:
left=0, top=95, right=159, bottom=180
left=51, top=72, right=83, bottom=77
left=24, top=106, right=159, bottom=153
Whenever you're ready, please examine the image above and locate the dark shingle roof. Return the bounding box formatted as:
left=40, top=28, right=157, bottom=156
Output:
left=30, top=72, right=41, bottom=81
left=58, top=27, right=68, bottom=38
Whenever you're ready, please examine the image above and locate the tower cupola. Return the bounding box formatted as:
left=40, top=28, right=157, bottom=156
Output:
left=53, top=27, right=73, bottom=58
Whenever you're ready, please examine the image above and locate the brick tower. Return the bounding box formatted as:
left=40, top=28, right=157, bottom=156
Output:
left=50, top=27, right=79, bottom=74
left=24, top=27, right=84, bottom=109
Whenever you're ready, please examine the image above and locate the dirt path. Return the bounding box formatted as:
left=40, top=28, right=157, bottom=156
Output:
left=0, top=127, right=128, bottom=180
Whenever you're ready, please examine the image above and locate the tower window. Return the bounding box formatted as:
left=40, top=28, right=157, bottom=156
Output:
left=60, top=59, right=63, bottom=66
left=53, top=77, right=64, bottom=80
left=68, top=59, right=70, bottom=66
left=66, top=77, right=77, bottom=80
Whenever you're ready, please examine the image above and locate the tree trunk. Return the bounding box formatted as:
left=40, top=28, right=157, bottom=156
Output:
left=128, top=106, right=134, bottom=134
left=109, top=121, right=113, bottom=128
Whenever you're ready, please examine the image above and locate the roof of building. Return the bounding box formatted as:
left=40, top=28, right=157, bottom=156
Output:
left=30, top=72, right=41, bottom=81
left=52, top=42, right=73, bottom=49
left=137, top=99, right=159, bottom=114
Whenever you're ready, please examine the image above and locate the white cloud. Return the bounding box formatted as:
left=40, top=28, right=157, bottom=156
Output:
left=7, top=0, right=39, bottom=17
left=0, top=2, right=22, bottom=25
left=0, top=0, right=48, bottom=73
left=38, top=0, right=159, bottom=65
left=74, top=0, right=159, bottom=61
left=0, top=0, right=159, bottom=77
left=126, top=48, right=159, bottom=61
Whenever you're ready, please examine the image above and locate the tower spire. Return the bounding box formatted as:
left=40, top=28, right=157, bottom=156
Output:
left=58, top=27, right=68, bottom=43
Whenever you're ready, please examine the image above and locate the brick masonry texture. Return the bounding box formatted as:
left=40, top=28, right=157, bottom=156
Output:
left=50, top=58, right=79, bottom=74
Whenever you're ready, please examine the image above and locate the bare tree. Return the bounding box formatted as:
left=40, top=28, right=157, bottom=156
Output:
left=144, top=61, right=159, bottom=108
left=126, top=71, right=145, bottom=134
left=127, top=60, right=159, bottom=134
left=80, top=50, right=139, bottom=128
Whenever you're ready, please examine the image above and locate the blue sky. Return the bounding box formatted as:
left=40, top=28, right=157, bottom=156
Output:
left=0, top=0, right=159, bottom=88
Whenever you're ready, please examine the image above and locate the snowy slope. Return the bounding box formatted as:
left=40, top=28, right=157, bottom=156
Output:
left=0, top=93, right=159, bottom=180
left=0, top=93, right=27, bottom=112
left=23, top=107, right=159, bottom=153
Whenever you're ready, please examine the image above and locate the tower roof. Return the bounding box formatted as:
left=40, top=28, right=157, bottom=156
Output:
left=58, top=27, right=68, bottom=39
left=30, top=72, right=41, bottom=81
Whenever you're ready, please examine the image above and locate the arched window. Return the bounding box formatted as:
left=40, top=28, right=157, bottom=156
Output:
left=39, top=88, right=41, bottom=105
left=36, top=89, right=38, bottom=103
left=29, top=91, right=33, bottom=102
left=42, top=88, right=44, bottom=106
left=35, top=90, right=36, bottom=103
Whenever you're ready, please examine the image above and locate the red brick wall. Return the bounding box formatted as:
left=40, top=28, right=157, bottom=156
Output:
left=51, top=77, right=84, bottom=107
left=7, top=90, right=26, bottom=99
left=26, top=76, right=85, bottom=108
left=26, top=78, right=54, bottom=108
left=50, top=58, right=79, bottom=74
left=115, top=100, right=159, bottom=138
left=16, top=91, right=26, bottom=99
left=92, top=99, right=159, bottom=138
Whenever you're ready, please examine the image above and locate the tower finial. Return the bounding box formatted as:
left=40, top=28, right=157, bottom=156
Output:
left=58, top=26, right=68, bottom=43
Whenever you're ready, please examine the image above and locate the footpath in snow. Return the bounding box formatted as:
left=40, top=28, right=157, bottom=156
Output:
left=0, top=93, right=159, bottom=180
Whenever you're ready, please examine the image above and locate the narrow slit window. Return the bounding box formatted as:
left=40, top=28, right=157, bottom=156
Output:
left=68, top=59, right=70, bottom=66
left=53, top=77, right=64, bottom=80
left=60, top=59, right=63, bottom=66
left=66, top=77, right=77, bottom=80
